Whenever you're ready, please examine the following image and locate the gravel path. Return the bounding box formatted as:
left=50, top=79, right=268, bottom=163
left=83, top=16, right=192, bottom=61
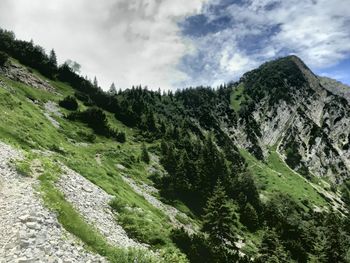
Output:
left=0, top=142, right=106, bottom=263
left=56, top=165, right=146, bottom=249
left=44, top=101, right=61, bottom=129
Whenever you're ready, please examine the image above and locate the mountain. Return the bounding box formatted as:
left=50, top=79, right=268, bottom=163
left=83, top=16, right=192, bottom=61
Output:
left=1, top=29, right=350, bottom=263
left=230, top=55, right=350, bottom=183
left=320, top=77, right=350, bottom=103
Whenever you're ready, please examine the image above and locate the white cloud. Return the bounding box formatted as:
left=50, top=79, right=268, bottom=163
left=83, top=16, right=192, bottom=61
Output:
left=220, top=49, right=257, bottom=76
left=268, top=0, right=350, bottom=68
left=184, top=0, right=350, bottom=86
left=0, top=0, right=348, bottom=89
left=0, top=0, right=208, bottom=90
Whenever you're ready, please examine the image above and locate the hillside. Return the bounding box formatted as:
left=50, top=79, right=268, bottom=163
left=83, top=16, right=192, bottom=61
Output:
left=0, top=29, right=350, bottom=263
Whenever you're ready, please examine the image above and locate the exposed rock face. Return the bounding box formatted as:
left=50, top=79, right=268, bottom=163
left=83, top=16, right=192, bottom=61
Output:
left=56, top=165, right=147, bottom=249
left=43, top=101, right=62, bottom=128
left=320, top=77, right=350, bottom=103
left=230, top=56, right=350, bottom=183
left=0, top=62, right=55, bottom=92
left=121, top=175, right=199, bottom=234
left=0, top=142, right=106, bottom=262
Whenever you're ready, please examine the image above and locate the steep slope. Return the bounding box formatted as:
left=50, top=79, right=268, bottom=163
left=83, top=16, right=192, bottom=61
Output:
left=1, top=28, right=350, bottom=262
left=0, top=60, right=189, bottom=262
left=230, top=55, right=350, bottom=183
left=320, top=76, right=350, bottom=103
left=0, top=142, right=106, bottom=262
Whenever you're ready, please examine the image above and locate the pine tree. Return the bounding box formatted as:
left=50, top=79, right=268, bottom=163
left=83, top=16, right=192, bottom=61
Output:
left=146, top=111, right=157, bottom=132
left=198, top=135, right=228, bottom=197
left=174, top=151, right=191, bottom=194
left=0, top=51, right=9, bottom=66
left=256, top=229, right=289, bottom=263
left=322, top=212, right=348, bottom=263
left=109, top=83, right=117, bottom=95
left=49, top=49, right=57, bottom=68
left=93, top=76, right=98, bottom=88
left=241, top=203, right=259, bottom=231
left=202, top=180, right=237, bottom=246
left=141, top=143, right=150, bottom=164
left=202, top=180, right=239, bottom=262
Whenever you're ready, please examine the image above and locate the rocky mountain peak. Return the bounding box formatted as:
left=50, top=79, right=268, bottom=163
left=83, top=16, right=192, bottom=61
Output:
left=231, top=55, right=350, bottom=184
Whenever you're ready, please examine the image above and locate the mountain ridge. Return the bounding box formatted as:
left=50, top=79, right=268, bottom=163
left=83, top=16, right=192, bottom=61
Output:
left=1, top=30, right=350, bottom=262
left=228, top=55, right=350, bottom=183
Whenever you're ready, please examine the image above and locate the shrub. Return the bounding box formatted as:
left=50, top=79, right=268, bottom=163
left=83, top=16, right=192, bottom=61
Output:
left=68, top=107, right=126, bottom=142
left=15, top=160, right=31, bottom=177
left=59, top=95, right=78, bottom=111
left=0, top=51, right=9, bottom=66
left=141, top=143, right=150, bottom=163
left=77, top=130, right=96, bottom=143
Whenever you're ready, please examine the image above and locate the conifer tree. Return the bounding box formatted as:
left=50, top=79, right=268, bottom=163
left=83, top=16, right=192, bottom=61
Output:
left=202, top=180, right=237, bottom=246
left=141, top=143, right=150, bottom=164
left=49, top=49, right=57, bottom=68
left=241, top=202, right=259, bottom=231
left=202, top=180, right=239, bottom=261
left=109, top=82, right=117, bottom=95
left=93, top=76, right=98, bottom=88
left=256, top=229, right=289, bottom=263
left=322, top=212, right=348, bottom=263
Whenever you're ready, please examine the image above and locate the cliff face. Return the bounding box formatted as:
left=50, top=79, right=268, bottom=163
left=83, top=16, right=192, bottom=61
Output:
left=229, top=56, right=350, bottom=183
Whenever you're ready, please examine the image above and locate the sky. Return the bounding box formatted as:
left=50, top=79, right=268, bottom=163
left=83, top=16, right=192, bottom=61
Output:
left=0, top=0, right=349, bottom=90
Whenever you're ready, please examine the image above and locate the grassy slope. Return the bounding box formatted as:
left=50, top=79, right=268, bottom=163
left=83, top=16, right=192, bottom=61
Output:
left=0, top=63, right=187, bottom=262
left=229, top=83, right=328, bottom=209
left=230, top=83, right=249, bottom=112
left=240, top=148, right=327, bottom=209
left=2, top=61, right=334, bottom=261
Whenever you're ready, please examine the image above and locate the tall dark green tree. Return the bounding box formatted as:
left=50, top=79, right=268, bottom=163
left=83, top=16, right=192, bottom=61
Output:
left=198, top=135, right=229, bottom=198
left=322, top=212, right=349, bottom=263
left=109, top=83, right=117, bottom=95
left=240, top=203, right=259, bottom=231
left=141, top=143, right=150, bottom=164
left=202, top=180, right=238, bottom=261
left=93, top=76, right=98, bottom=88
left=0, top=51, right=9, bottom=66
left=256, top=229, right=290, bottom=263
left=49, top=49, right=57, bottom=68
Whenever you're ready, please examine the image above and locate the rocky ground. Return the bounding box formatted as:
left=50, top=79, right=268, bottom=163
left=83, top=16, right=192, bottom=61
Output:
left=121, top=175, right=199, bottom=234
left=1, top=62, right=55, bottom=93
left=56, top=165, right=146, bottom=249
left=0, top=142, right=106, bottom=263
left=43, top=101, right=61, bottom=129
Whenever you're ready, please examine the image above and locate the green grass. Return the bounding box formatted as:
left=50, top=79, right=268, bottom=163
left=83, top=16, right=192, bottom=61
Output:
left=0, top=65, right=188, bottom=261
left=14, top=157, right=32, bottom=177
left=230, top=83, right=249, bottom=112
left=240, top=148, right=327, bottom=209
left=37, top=157, right=159, bottom=263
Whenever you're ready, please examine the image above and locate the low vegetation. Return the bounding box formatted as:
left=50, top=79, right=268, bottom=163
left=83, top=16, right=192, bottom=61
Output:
left=1, top=28, right=350, bottom=263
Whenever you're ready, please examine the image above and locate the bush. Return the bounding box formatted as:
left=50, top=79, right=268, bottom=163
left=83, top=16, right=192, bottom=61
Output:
left=110, top=129, right=126, bottom=143
left=59, top=95, right=78, bottom=111
left=77, top=130, right=96, bottom=143
left=68, top=107, right=126, bottom=142
left=141, top=143, right=150, bottom=163
left=0, top=51, right=9, bottom=66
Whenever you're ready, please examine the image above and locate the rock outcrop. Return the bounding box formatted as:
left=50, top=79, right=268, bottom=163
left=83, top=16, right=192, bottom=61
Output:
left=230, top=56, right=350, bottom=183
left=0, top=62, right=55, bottom=92
left=0, top=142, right=106, bottom=262
left=56, top=165, right=146, bottom=249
